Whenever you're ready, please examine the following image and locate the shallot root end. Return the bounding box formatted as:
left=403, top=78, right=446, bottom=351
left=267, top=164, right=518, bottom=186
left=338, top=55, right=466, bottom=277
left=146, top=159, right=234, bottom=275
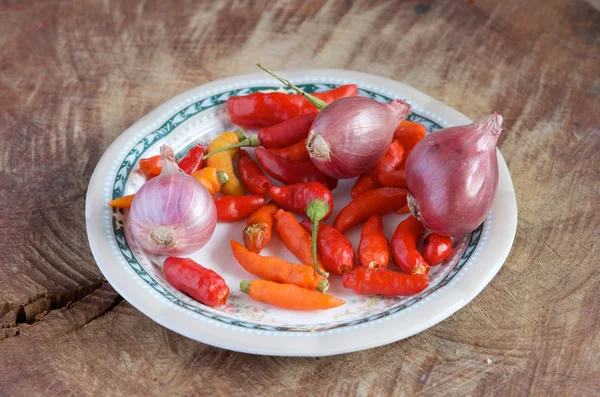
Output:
left=306, top=132, right=331, bottom=160
left=150, top=226, right=176, bottom=250
left=407, top=193, right=421, bottom=222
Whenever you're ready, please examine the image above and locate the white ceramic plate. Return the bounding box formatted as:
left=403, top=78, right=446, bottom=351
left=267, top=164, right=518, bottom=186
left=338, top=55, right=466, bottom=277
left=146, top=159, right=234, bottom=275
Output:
left=86, top=69, right=517, bottom=356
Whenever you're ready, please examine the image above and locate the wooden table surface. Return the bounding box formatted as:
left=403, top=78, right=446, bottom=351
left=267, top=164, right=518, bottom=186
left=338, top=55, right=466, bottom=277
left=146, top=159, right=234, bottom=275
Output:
left=1, top=0, right=599, bottom=395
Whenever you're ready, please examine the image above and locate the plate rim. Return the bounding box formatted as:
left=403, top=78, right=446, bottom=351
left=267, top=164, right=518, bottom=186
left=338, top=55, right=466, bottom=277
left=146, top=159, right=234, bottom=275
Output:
left=86, top=69, right=518, bottom=356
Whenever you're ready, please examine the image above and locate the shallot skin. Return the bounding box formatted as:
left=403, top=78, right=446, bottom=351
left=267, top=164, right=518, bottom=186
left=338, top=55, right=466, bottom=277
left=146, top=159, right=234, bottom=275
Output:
left=405, top=113, right=503, bottom=236
left=306, top=97, right=411, bottom=179
left=129, top=146, right=217, bottom=255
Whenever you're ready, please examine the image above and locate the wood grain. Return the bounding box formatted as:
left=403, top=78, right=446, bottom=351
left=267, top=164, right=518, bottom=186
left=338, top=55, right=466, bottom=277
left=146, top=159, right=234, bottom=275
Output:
left=0, top=0, right=599, bottom=395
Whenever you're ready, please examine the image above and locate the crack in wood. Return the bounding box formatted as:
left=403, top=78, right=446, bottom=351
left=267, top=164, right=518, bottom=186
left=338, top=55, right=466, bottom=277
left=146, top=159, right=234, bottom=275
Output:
left=0, top=283, right=123, bottom=342
left=67, top=294, right=125, bottom=335
left=0, top=278, right=106, bottom=330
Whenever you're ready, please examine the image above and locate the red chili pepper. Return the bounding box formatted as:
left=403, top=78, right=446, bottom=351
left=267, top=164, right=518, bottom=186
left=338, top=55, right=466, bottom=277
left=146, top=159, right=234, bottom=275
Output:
left=227, top=85, right=358, bottom=129
left=237, top=150, right=272, bottom=195
left=139, top=145, right=204, bottom=179
left=163, top=257, right=230, bottom=306
left=396, top=203, right=410, bottom=214
left=334, top=187, right=408, bottom=233
left=269, top=182, right=334, bottom=220
left=177, top=144, right=204, bottom=174
left=376, top=141, right=405, bottom=187
left=342, top=267, right=429, bottom=296
left=351, top=168, right=380, bottom=199
left=358, top=215, right=390, bottom=270
left=202, top=115, right=314, bottom=159
left=214, top=195, right=267, bottom=222
left=243, top=202, right=279, bottom=253
left=258, top=114, right=317, bottom=149
left=423, top=233, right=453, bottom=265
left=255, top=147, right=338, bottom=190
left=376, top=140, right=405, bottom=175
left=391, top=215, right=430, bottom=277
left=267, top=140, right=310, bottom=161
left=393, top=120, right=426, bottom=151
left=202, top=116, right=315, bottom=158
left=300, top=220, right=354, bottom=275
left=378, top=167, right=407, bottom=189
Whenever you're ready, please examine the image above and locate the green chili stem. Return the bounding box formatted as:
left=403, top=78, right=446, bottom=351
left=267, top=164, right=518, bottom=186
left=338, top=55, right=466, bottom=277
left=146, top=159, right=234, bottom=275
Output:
left=306, top=199, right=331, bottom=278
left=316, top=279, right=329, bottom=293
left=202, top=135, right=261, bottom=160
left=256, top=62, right=328, bottom=111
left=233, top=129, right=246, bottom=141
left=240, top=280, right=252, bottom=294
left=216, top=171, right=229, bottom=186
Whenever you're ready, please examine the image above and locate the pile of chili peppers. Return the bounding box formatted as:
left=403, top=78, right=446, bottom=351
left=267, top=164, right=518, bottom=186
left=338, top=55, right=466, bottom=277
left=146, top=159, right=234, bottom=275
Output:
left=109, top=86, right=453, bottom=311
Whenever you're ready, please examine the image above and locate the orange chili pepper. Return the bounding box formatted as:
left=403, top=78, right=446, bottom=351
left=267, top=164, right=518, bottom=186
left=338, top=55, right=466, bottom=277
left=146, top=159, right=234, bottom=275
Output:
left=333, top=187, right=408, bottom=234
left=267, top=140, right=310, bottom=161
left=138, top=155, right=162, bottom=179
left=108, top=194, right=135, bottom=208
left=391, top=215, right=430, bottom=277
left=240, top=280, right=345, bottom=310
left=192, top=167, right=228, bottom=195
left=358, top=215, right=390, bottom=270
left=206, top=131, right=245, bottom=196
left=393, top=120, right=426, bottom=151
left=423, top=233, right=453, bottom=265
left=273, top=209, right=326, bottom=273
left=243, top=202, right=279, bottom=253
left=351, top=167, right=380, bottom=199
left=230, top=241, right=328, bottom=292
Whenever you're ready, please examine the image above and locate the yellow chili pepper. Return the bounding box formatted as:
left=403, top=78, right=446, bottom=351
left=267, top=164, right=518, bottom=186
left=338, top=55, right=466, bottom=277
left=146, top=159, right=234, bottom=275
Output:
left=108, top=194, right=135, bottom=208
left=206, top=131, right=245, bottom=196
left=192, top=167, right=229, bottom=195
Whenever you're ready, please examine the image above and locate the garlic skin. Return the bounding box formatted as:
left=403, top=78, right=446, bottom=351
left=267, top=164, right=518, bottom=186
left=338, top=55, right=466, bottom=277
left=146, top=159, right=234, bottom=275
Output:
left=128, top=145, right=217, bottom=255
